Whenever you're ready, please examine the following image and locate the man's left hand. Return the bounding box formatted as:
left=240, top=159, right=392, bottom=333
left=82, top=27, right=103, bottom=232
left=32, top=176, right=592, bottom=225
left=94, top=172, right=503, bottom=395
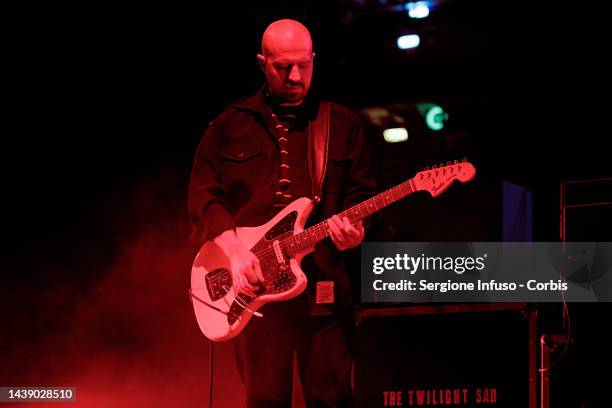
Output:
left=327, top=215, right=365, bottom=251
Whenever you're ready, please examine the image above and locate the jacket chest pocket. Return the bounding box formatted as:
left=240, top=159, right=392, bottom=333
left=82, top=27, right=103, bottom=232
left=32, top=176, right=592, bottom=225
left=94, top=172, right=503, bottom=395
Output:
left=220, top=145, right=266, bottom=192
left=220, top=147, right=262, bottom=163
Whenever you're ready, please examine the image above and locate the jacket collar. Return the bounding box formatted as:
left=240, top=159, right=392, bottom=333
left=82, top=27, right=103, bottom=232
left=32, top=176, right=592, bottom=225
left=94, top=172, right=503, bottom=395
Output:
left=229, top=86, right=268, bottom=114
left=230, top=84, right=320, bottom=121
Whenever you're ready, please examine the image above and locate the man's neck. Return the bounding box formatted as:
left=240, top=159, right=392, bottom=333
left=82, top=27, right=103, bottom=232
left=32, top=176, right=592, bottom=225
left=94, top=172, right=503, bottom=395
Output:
left=265, top=88, right=305, bottom=108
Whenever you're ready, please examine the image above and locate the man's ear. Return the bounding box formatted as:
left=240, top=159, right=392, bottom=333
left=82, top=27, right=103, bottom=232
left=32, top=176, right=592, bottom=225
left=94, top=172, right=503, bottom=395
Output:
left=256, top=54, right=266, bottom=73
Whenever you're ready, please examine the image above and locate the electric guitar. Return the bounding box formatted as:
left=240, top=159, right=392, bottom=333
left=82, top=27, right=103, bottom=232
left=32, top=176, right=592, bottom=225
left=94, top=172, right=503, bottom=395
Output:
left=189, top=160, right=476, bottom=341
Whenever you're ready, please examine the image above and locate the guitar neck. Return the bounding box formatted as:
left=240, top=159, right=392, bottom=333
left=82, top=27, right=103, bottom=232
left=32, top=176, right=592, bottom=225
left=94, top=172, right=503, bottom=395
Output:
left=284, top=178, right=416, bottom=256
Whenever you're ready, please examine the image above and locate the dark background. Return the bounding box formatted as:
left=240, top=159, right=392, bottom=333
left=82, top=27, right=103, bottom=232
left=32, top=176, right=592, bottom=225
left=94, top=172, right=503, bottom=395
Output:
left=2, top=1, right=610, bottom=406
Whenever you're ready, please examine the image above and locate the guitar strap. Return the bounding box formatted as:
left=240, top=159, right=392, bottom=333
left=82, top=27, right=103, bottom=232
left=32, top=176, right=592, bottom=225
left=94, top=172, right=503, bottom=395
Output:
left=308, top=100, right=330, bottom=205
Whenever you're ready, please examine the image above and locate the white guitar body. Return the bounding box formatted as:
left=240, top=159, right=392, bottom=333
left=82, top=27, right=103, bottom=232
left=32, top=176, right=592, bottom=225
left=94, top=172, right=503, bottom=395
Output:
left=189, top=160, right=477, bottom=342
left=190, top=197, right=315, bottom=342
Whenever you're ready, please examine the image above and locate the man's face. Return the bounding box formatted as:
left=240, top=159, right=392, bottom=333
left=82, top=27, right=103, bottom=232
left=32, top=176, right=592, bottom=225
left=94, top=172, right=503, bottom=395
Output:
left=261, top=50, right=314, bottom=105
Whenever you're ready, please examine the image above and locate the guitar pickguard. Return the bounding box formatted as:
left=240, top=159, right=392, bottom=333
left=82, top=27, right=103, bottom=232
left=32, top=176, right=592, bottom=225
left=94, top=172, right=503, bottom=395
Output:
left=253, top=229, right=297, bottom=293
left=227, top=293, right=254, bottom=325
left=264, top=211, right=297, bottom=240
left=205, top=268, right=232, bottom=301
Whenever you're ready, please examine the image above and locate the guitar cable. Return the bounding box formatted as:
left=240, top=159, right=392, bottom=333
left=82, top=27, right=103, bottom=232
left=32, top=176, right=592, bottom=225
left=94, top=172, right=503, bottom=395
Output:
left=189, top=287, right=263, bottom=408
left=188, top=288, right=228, bottom=316
left=209, top=339, right=214, bottom=408
left=188, top=288, right=263, bottom=318
left=187, top=289, right=216, bottom=408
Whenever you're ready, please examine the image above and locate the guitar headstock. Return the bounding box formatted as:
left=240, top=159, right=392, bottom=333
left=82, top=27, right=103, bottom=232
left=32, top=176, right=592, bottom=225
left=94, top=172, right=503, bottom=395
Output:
left=414, top=159, right=476, bottom=197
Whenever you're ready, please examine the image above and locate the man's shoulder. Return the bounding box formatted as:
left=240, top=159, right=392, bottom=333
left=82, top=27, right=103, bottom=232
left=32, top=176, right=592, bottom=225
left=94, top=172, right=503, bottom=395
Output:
left=206, top=98, right=257, bottom=128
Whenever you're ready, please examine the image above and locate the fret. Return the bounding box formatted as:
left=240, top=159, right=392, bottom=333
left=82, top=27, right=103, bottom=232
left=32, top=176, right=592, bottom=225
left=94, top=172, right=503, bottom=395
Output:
left=283, top=177, right=417, bottom=256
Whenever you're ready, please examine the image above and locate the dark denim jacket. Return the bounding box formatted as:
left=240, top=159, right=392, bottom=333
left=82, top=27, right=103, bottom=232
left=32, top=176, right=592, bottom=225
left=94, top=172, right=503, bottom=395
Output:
left=188, top=88, right=377, bottom=311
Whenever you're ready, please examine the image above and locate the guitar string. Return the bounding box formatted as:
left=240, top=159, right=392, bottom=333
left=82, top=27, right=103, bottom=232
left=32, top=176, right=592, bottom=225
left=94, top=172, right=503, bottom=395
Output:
left=210, top=179, right=433, bottom=283
left=203, top=166, right=468, bottom=292
left=251, top=178, right=427, bottom=259
left=208, top=164, right=459, bottom=271
left=206, top=177, right=433, bottom=272
left=202, top=168, right=463, bottom=308
left=203, top=174, right=455, bottom=300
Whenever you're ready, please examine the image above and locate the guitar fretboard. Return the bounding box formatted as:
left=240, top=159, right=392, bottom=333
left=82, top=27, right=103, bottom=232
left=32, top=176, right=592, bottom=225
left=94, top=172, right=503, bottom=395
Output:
left=282, top=177, right=417, bottom=256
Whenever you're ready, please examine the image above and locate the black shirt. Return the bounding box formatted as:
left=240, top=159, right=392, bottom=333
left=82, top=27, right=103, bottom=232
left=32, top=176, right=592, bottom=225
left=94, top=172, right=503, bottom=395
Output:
left=268, top=101, right=313, bottom=209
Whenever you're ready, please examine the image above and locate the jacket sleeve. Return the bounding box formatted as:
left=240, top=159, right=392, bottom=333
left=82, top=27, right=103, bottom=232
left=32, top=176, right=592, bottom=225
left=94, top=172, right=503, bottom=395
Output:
left=343, top=117, right=378, bottom=230
left=188, top=122, right=236, bottom=245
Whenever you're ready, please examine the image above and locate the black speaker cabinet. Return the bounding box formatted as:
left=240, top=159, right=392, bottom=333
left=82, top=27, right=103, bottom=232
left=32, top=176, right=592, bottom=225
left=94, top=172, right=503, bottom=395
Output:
left=561, top=177, right=612, bottom=241
left=354, top=304, right=536, bottom=408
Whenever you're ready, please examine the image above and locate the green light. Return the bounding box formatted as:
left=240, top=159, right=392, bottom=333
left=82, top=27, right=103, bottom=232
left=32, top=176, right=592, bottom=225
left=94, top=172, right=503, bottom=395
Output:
left=425, top=105, right=448, bottom=131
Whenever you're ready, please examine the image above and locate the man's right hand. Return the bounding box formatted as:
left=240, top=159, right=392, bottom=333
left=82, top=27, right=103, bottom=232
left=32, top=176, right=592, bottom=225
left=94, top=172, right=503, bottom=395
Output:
left=214, top=230, right=265, bottom=297
left=226, top=244, right=264, bottom=296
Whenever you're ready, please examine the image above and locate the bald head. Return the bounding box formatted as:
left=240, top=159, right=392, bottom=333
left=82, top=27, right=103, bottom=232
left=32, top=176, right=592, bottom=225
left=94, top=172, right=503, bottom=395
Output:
left=261, top=19, right=312, bottom=58
left=257, top=19, right=315, bottom=106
